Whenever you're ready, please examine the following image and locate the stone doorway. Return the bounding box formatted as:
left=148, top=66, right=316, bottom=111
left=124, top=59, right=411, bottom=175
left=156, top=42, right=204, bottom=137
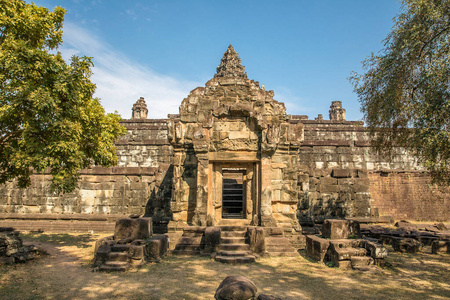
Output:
left=222, top=169, right=246, bottom=219
left=209, top=161, right=260, bottom=226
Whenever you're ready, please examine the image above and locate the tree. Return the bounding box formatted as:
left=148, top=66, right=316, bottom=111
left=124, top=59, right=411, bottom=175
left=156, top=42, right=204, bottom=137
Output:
left=351, top=0, right=450, bottom=184
left=0, top=0, right=126, bottom=192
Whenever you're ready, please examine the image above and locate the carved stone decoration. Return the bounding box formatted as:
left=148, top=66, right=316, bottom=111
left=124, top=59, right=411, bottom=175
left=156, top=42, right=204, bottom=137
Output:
left=168, top=45, right=304, bottom=233
left=214, top=44, right=248, bottom=79
left=329, top=101, right=346, bottom=121
left=132, top=97, right=148, bottom=119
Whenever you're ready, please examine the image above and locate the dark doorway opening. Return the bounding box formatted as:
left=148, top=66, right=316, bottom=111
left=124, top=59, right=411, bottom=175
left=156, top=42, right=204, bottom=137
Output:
left=222, top=170, right=245, bottom=219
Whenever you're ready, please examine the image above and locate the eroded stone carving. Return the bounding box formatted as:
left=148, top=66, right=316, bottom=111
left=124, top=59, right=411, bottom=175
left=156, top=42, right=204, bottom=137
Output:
left=132, top=97, right=148, bottom=119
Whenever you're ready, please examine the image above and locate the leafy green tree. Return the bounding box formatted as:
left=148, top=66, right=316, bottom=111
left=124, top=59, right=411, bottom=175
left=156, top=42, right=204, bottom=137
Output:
left=0, top=0, right=126, bottom=192
left=351, top=0, right=450, bottom=184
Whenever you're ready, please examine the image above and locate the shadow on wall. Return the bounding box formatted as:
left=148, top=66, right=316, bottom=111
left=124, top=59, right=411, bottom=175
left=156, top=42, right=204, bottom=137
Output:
left=144, top=165, right=173, bottom=233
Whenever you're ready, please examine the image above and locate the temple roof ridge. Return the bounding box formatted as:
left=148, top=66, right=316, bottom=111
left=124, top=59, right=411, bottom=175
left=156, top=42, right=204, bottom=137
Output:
left=214, top=44, right=248, bottom=79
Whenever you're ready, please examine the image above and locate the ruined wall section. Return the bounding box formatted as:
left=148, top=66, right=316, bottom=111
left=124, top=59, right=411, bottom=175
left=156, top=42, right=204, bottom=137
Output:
left=296, top=120, right=448, bottom=222
left=368, top=172, right=449, bottom=221
left=0, top=119, right=173, bottom=223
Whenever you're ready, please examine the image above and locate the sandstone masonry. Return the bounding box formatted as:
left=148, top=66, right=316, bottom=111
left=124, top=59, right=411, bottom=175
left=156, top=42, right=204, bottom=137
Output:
left=0, top=45, right=448, bottom=238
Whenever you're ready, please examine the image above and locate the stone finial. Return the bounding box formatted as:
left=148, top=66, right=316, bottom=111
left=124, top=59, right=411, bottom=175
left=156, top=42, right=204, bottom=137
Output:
left=132, top=97, right=148, bottom=119
left=214, top=44, right=248, bottom=79
left=329, top=101, right=346, bottom=121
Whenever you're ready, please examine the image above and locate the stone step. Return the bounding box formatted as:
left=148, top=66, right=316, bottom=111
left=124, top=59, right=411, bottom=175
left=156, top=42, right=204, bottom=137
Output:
left=177, top=236, right=203, bottom=244
left=129, top=257, right=145, bottom=266
left=265, top=237, right=292, bottom=246
left=333, top=247, right=367, bottom=261
left=183, top=226, right=206, bottom=234
left=99, top=261, right=128, bottom=272
left=219, top=244, right=250, bottom=251
left=221, top=231, right=247, bottom=238
left=173, top=244, right=202, bottom=251
left=107, top=252, right=128, bottom=262
left=172, top=249, right=201, bottom=255
left=215, top=255, right=256, bottom=264
left=351, top=256, right=374, bottom=268
left=219, top=226, right=247, bottom=232
left=110, top=244, right=130, bottom=252
left=220, top=237, right=246, bottom=244
left=217, top=251, right=251, bottom=257
left=329, top=239, right=355, bottom=249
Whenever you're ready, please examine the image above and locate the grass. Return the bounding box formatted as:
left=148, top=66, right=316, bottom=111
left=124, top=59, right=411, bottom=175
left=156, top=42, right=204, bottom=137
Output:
left=0, top=232, right=449, bottom=299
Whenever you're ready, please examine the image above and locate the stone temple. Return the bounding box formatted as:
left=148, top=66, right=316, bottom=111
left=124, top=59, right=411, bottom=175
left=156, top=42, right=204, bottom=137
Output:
left=0, top=45, right=448, bottom=249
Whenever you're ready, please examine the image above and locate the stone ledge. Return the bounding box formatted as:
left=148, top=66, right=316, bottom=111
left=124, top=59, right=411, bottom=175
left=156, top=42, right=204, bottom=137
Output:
left=305, top=126, right=367, bottom=132
left=80, top=167, right=158, bottom=175
left=120, top=119, right=168, bottom=123
left=115, top=139, right=170, bottom=145
left=347, top=216, right=394, bottom=224
left=302, top=140, right=352, bottom=147
left=302, top=120, right=364, bottom=126
left=0, top=213, right=128, bottom=222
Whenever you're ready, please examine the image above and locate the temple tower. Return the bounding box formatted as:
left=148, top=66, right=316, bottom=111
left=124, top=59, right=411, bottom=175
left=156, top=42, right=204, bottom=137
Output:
left=329, top=101, right=346, bottom=121
left=132, top=97, right=148, bottom=119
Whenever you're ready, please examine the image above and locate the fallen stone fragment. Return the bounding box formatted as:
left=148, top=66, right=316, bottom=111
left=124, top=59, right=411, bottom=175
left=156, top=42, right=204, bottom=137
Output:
left=431, top=240, right=450, bottom=254
left=215, top=275, right=258, bottom=300
left=392, top=237, right=422, bottom=253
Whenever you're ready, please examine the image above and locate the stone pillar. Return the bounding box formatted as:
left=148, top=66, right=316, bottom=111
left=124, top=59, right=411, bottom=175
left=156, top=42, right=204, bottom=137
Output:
left=329, top=101, right=346, bottom=121
left=260, top=156, right=276, bottom=227
left=193, top=153, right=209, bottom=226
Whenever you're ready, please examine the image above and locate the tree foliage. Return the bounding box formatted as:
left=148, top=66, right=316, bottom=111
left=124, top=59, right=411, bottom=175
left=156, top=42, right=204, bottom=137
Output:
left=0, top=0, right=126, bottom=192
left=351, top=0, right=450, bottom=184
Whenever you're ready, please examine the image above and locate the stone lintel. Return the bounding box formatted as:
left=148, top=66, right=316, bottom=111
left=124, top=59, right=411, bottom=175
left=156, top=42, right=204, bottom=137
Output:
left=208, top=151, right=259, bottom=162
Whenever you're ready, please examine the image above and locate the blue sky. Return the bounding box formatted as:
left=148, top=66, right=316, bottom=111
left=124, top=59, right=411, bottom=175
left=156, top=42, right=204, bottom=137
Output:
left=33, top=0, right=401, bottom=120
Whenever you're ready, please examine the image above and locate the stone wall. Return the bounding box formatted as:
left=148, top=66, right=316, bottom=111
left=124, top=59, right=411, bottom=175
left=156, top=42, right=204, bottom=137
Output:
left=295, top=119, right=446, bottom=223
left=0, top=44, right=448, bottom=231
left=0, top=119, right=174, bottom=227
left=368, top=171, right=450, bottom=221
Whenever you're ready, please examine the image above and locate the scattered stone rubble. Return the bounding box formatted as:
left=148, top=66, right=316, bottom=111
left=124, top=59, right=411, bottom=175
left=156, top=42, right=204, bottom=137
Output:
left=0, top=227, right=36, bottom=265
left=215, top=275, right=284, bottom=300
left=306, top=219, right=388, bottom=270
left=93, top=216, right=169, bottom=271
left=361, top=220, right=450, bottom=254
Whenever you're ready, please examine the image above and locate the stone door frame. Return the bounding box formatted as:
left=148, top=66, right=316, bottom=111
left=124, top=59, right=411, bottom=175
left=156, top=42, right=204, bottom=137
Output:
left=207, top=152, right=260, bottom=226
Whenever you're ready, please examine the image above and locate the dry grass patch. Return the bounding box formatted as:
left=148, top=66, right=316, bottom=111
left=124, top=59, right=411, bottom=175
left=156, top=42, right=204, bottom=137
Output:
left=0, top=232, right=448, bottom=299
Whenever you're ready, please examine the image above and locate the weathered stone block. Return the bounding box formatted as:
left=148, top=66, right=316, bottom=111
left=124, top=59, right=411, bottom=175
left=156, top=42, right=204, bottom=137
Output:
left=355, top=239, right=388, bottom=259
left=320, top=184, right=340, bottom=193
left=322, top=219, right=351, bottom=239
left=392, top=237, right=422, bottom=253
left=114, top=218, right=152, bottom=240
left=248, top=226, right=265, bottom=254
left=204, top=226, right=221, bottom=253
left=431, top=240, right=450, bottom=254
left=145, top=234, right=169, bottom=261
left=305, top=235, right=330, bottom=262
left=332, top=169, right=352, bottom=178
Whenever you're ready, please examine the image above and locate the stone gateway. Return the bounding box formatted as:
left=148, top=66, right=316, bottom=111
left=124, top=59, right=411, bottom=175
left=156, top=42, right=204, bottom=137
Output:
left=0, top=45, right=448, bottom=245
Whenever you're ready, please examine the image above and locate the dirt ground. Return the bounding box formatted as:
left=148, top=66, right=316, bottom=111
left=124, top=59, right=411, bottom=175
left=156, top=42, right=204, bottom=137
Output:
left=0, top=232, right=449, bottom=300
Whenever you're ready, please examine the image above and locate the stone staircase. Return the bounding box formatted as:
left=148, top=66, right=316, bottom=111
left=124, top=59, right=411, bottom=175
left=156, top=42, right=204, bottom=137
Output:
left=325, top=239, right=376, bottom=270
left=215, top=226, right=256, bottom=264
left=98, top=243, right=146, bottom=272
left=264, top=227, right=299, bottom=257
left=172, top=226, right=205, bottom=255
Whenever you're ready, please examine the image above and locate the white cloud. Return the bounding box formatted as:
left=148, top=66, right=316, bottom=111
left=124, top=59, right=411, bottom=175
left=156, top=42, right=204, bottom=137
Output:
left=59, top=22, right=200, bottom=119
left=273, top=86, right=313, bottom=117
